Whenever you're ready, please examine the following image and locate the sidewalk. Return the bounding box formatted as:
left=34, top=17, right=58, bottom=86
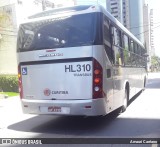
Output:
left=0, top=96, right=23, bottom=129
left=0, top=96, right=20, bottom=108
left=0, top=94, right=8, bottom=99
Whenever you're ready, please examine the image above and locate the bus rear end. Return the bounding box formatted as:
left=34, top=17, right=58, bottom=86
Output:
left=17, top=6, right=106, bottom=116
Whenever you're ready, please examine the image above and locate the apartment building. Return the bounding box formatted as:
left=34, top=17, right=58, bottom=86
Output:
left=106, top=0, right=123, bottom=23
left=150, top=9, right=155, bottom=56
left=107, top=0, right=145, bottom=43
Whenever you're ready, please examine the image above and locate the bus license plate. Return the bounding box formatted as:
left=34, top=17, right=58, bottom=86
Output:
left=48, top=106, right=61, bottom=112
left=40, top=106, right=70, bottom=114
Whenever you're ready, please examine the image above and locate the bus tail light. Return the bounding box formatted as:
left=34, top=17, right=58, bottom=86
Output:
left=18, top=65, right=23, bottom=99
left=93, top=58, right=103, bottom=99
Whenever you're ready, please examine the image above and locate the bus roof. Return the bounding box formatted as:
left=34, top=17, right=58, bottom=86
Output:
left=28, top=5, right=93, bottom=19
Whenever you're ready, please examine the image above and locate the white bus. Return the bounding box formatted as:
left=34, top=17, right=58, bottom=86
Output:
left=17, top=5, right=147, bottom=116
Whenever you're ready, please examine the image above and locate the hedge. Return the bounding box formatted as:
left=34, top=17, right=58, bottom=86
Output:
left=0, top=75, right=18, bottom=92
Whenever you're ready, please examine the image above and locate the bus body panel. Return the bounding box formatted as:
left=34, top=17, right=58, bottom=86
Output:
left=92, top=45, right=115, bottom=112
left=19, top=45, right=110, bottom=116
left=19, top=46, right=94, bottom=101
left=21, top=98, right=107, bottom=116
left=21, top=60, right=93, bottom=100
left=18, top=46, right=93, bottom=62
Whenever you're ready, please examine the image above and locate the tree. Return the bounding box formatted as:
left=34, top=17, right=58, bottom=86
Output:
left=151, top=55, right=160, bottom=72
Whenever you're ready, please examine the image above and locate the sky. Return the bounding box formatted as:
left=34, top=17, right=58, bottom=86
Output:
left=146, top=0, right=160, bottom=57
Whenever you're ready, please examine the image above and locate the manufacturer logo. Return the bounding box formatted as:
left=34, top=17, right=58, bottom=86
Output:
left=44, top=88, right=51, bottom=96
left=39, top=53, right=63, bottom=58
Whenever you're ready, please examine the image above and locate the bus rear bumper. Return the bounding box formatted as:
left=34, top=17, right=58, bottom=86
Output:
left=21, top=98, right=107, bottom=116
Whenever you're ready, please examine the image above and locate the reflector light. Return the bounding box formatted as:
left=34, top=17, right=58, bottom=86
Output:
left=94, top=86, right=100, bottom=91
left=18, top=73, right=21, bottom=78
left=18, top=65, right=23, bottom=99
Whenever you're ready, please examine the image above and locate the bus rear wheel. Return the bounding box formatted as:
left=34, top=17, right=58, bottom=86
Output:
left=121, top=89, right=128, bottom=113
left=143, top=77, right=146, bottom=91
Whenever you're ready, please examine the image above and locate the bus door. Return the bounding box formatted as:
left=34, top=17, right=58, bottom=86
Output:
left=103, top=16, right=114, bottom=112
left=104, top=63, right=114, bottom=113
left=111, top=26, right=124, bottom=109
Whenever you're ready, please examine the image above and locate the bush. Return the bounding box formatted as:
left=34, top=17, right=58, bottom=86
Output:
left=0, top=75, right=18, bottom=92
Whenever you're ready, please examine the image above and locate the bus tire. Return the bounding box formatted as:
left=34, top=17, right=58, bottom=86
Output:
left=143, top=77, right=146, bottom=91
left=121, top=88, right=128, bottom=113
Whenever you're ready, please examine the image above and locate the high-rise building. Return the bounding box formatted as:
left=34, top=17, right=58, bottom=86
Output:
left=143, top=3, right=151, bottom=70
left=106, top=0, right=123, bottom=23
left=122, top=0, right=129, bottom=28
left=143, top=3, right=150, bottom=53
left=128, top=0, right=144, bottom=43
left=150, top=9, right=155, bottom=56
left=107, top=0, right=145, bottom=43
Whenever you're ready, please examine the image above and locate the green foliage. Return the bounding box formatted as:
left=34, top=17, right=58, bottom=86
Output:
left=151, top=56, right=160, bottom=66
left=150, top=56, right=160, bottom=72
left=0, top=92, right=19, bottom=97
left=0, top=75, right=18, bottom=92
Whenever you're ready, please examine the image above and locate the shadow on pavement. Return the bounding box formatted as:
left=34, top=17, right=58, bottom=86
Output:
left=7, top=90, right=160, bottom=138
left=7, top=111, right=160, bottom=138
left=7, top=109, right=120, bottom=136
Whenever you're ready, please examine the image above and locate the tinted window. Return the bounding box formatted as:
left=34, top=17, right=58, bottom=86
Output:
left=112, top=27, right=123, bottom=65
left=17, top=13, right=102, bottom=52
left=123, top=34, right=131, bottom=66
left=103, top=15, right=113, bottom=63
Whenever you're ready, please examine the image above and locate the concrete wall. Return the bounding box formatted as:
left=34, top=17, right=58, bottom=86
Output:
left=0, top=0, right=42, bottom=75
left=0, top=3, right=17, bottom=74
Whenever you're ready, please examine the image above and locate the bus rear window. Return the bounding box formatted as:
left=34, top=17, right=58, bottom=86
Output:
left=17, top=13, right=102, bottom=52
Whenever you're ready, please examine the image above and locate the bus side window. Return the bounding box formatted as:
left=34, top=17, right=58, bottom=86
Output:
left=123, top=34, right=131, bottom=66
left=103, top=16, right=113, bottom=64
left=112, top=27, right=123, bottom=66
left=129, top=39, right=136, bottom=67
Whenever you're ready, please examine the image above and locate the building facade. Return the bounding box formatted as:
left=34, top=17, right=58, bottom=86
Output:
left=150, top=9, right=155, bottom=56
left=106, top=0, right=123, bottom=23
left=0, top=1, right=18, bottom=74
left=0, top=0, right=53, bottom=74
left=128, top=0, right=144, bottom=43
left=122, top=0, right=130, bottom=28
left=143, top=3, right=151, bottom=70
left=106, top=0, right=145, bottom=43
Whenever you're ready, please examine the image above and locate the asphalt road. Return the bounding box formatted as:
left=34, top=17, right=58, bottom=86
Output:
left=0, top=72, right=160, bottom=146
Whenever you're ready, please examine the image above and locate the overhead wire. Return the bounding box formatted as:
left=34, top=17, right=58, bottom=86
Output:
left=128, top=21, right=160, bottom=29
left=135, top=24, right=160, bottom=37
